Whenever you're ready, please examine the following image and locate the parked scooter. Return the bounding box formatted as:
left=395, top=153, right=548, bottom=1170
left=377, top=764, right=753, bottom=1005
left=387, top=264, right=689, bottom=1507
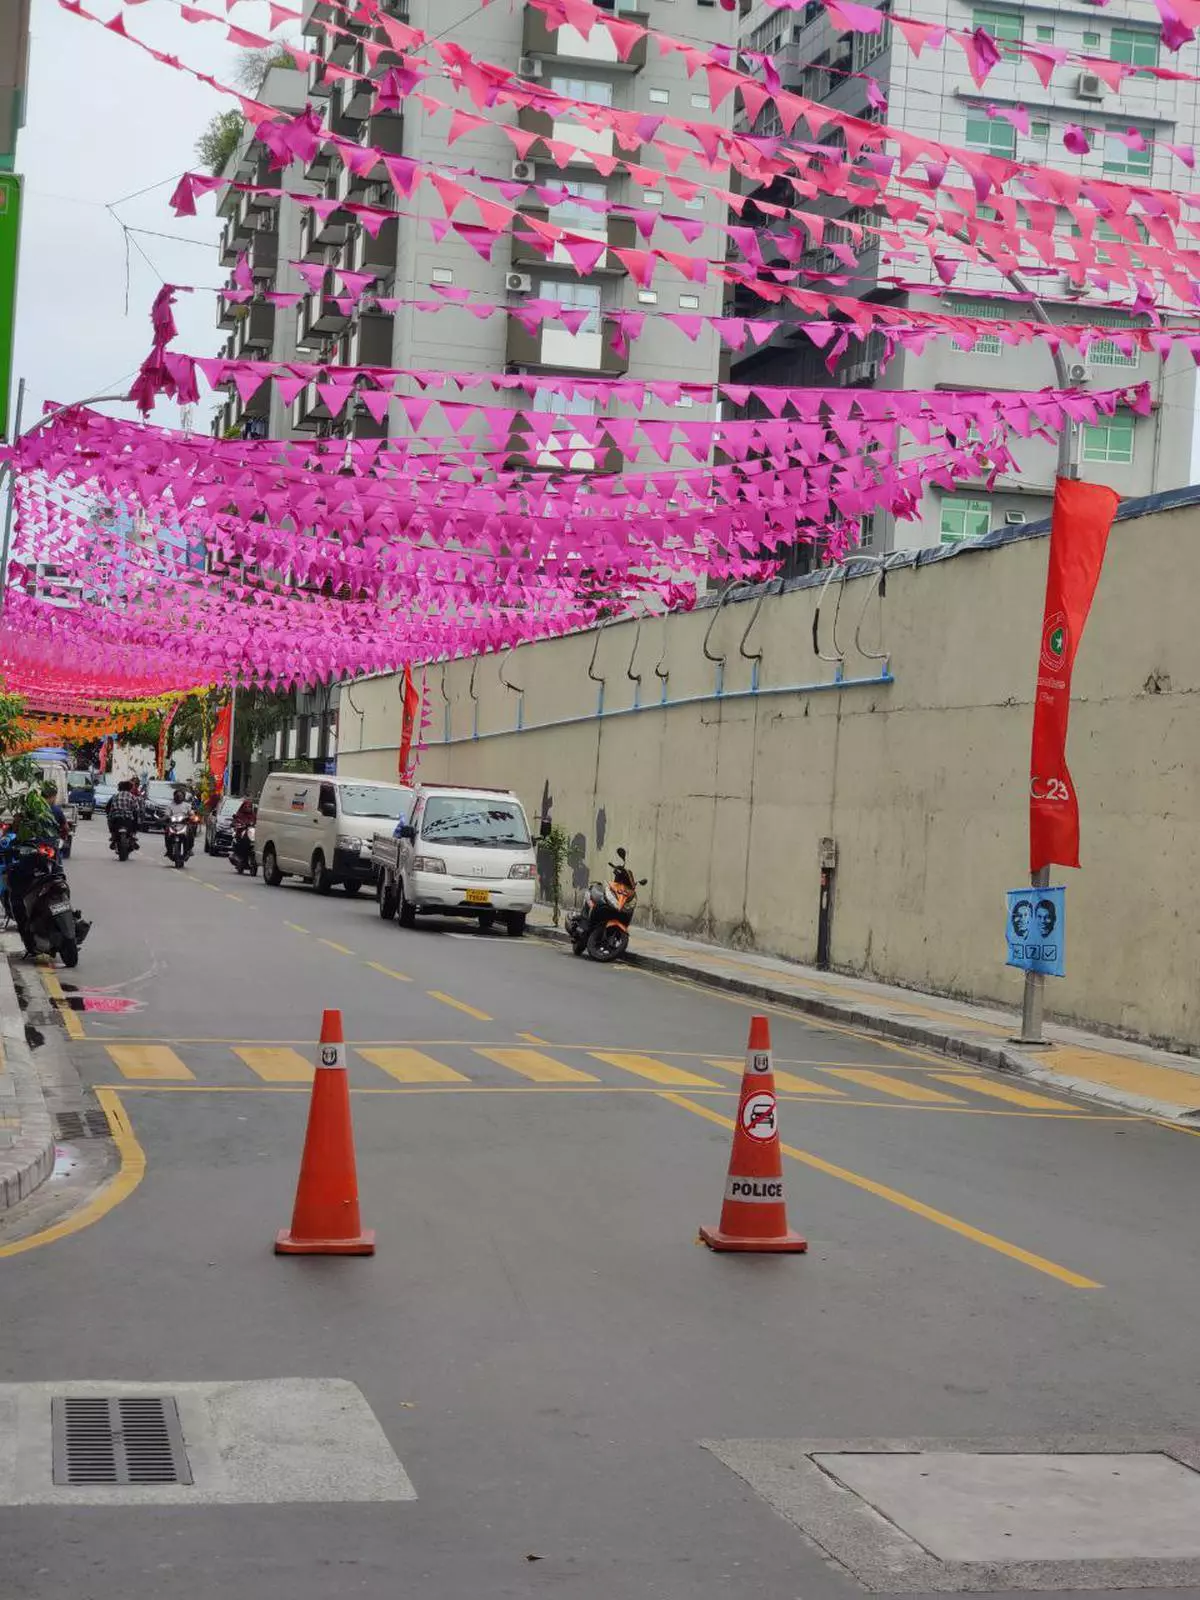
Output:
left=164, top=811, right=199, bottom=869
left=2, top=839, right=90, bottom=967
left=230, top=822, right=258, bottom=877
left=565, top=847, right=646, bottom=963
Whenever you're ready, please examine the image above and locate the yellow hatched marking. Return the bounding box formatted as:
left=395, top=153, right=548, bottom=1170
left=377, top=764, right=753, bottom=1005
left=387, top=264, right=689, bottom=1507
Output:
left=824, top=1069, right=961, bottom=1103
left=358, top=1047, right=468, bottom=1083
left=427, top=990, right=493, bottom=1022
left=932, top=1073, right=1073, bottom=1110
left=104, top=1045, right=195, bottom=1082
left=234, top=1047, right=314, bottom=1083
left=475, top=1048, right=598, bottom=1084
left=705, top=1057, right=841, bottom=1095
left=320, top=939, right=355, bottom=955
left=589, top=1051, right=719, bottom=1087
left=366, top=961, right=412, bottom=983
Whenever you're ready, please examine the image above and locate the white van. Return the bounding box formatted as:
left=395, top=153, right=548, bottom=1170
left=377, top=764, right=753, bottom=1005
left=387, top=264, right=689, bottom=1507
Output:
left=393, top=785, right=538, bottom=935
left=258, top=773, right=414, bottom=895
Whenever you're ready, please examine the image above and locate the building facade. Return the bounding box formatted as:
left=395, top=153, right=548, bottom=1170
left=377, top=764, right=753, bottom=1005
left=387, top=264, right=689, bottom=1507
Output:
left=0, top=0, right=31, bottom=170
left=733, top=0, right=1200, bottom=555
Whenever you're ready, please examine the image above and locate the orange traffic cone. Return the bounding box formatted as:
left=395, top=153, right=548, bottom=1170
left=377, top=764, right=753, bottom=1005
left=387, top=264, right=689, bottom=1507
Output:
left=699, top=1014, right=807, bottom=1253
left=275, top=1009, right=375, bottom=1256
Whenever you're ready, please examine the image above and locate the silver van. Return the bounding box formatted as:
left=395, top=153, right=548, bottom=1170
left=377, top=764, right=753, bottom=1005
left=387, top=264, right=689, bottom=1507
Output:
left=258, top=773, right=414, bottom=895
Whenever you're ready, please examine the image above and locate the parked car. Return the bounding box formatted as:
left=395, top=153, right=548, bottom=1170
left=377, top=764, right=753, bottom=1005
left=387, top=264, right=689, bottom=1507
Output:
left=92, top=782, right=117, bottom=813
left=139, top=779, right=197, bottom=832
left=66, top=771, right=95, bottom=820
left=257, top=774, right=413, bottom=894
left=204, top=795, right=243, bottom=856
left=374, top=784, right=536, bottom=936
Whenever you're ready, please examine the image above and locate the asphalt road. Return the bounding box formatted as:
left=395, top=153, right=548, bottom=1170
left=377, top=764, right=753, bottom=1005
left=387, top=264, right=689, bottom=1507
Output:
left=4, top=820, right=1200, bottom=1599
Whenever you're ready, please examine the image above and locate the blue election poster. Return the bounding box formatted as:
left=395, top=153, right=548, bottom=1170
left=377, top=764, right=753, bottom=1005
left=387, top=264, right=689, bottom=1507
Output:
left=1006, top=886, right=1065, bottom=977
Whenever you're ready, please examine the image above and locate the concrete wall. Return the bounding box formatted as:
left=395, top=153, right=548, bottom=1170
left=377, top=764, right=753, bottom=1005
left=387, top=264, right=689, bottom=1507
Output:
left=337, top=495, right=1200, bottom=1051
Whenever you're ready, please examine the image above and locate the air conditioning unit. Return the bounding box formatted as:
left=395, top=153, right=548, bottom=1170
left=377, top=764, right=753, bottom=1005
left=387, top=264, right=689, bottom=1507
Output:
left=518, top=56, right=543, bottom=78
left=507, top=272, right=534, bottom=293
left=1004, top=510, right=1026, bottom=526
left=511, top=160, right=537, bottom=182
left=1076, top=72, right=1105, bottom=99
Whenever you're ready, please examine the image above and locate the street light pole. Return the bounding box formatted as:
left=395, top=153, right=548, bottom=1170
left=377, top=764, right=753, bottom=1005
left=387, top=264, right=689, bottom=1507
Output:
left=0, top=387, right=131, bottom=619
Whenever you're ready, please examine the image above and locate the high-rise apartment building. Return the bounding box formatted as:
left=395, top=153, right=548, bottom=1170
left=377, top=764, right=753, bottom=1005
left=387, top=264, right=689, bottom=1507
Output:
left=733, top=0, right=1200, bottom=555
left=0, top=0, right=31, bottom=170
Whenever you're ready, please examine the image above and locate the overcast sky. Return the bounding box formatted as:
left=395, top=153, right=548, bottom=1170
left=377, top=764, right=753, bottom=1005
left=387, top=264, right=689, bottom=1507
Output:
left=13, top=0, right=281, bottom=432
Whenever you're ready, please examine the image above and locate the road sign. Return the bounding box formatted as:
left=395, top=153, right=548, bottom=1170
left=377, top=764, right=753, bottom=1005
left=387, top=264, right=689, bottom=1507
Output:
left=0, top=174, right=20, bottom=440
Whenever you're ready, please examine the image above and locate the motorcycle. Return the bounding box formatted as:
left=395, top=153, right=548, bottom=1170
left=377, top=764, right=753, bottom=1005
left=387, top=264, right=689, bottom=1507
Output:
left=565, top=847, right=646, bottom=963
left=109, top=821, right=139, bottom=861
left=230, top=823, right=258, bottom=877
left=4, top=841, right=90, bottom=967
left=164, top=812, right=199, bottom=870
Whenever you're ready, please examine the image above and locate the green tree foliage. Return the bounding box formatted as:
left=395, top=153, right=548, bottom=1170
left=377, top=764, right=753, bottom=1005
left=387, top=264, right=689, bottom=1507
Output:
left=0, top=693, right=58, bottom=842
left=196, top=108, right=245, bottom=176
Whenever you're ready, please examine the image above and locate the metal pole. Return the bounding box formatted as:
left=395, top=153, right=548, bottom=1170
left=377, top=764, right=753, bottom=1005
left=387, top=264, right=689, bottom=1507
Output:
left=1004, top=267, right=1081, bottom=1045
left=226, top=686, right=237, bottom=795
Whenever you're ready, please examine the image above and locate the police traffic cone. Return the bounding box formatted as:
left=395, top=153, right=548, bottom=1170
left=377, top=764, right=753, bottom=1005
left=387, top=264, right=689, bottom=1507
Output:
left=699, top=1014, right=807, bottom=1253
left=275, top=1009, right=375, bottom=1255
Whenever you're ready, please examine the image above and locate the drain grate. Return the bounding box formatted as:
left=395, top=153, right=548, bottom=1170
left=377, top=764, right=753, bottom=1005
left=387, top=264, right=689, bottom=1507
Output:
left=53, top=1109, right=112, bottom=1142
left=52, top=1396, right=193, bottom=1486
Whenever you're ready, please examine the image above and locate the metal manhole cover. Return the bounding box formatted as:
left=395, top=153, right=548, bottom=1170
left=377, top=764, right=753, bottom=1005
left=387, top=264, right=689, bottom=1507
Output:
left=53, top=1110, right=111, bottom=1141
left=52, top=1396, right=193, bottom=1486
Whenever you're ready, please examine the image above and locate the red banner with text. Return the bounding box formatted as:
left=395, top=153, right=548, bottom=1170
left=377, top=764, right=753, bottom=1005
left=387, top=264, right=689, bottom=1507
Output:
left=398, top=664, right=420, bottom=784
left=1029, top=478, right=1119, bottom=874
left=209, top=703, right=232, bottom=791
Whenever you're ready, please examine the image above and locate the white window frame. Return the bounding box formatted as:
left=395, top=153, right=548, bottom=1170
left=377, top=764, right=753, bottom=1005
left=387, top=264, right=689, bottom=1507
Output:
left=1081, top=412, right=1135, bottom=463
left=939, top=495, right=992, bottom=543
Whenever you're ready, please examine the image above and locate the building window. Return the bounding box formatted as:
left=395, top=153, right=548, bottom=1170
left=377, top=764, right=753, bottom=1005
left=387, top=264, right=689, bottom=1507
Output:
left=538, top=278, right=602, bottom=333
left=964, top=112, right=1016, bottom=157
left=971, top=6, right=1021, bottom=44
left=1082, top=412, right=1135, bottom=463
left=1088, top=338, right=1138, bottom=367
left=532, top=387, right=597, bottom=416
left=1103, top=125, right=1152, bottom=175
left=642, top=188, right=664, bottom=205
left=940, top=495, right=992, bottom=543
left=685, top=194, right=705, bottom=209
left=637, top=288, right=658, bottom=303
left=549, top=76, right=614, bottom=107
left=1035, top=22, right=1054, bottom=40
left=648, top=87, right=670, bottom=103
left=1110, top=25, right=1158, bottom=64
left=676, top=394, right=694, bottom=407
left=851, top=8, right=891, bottom=70
left=1029, top=120, right=1049, bottom=140
left=432, top=267, right=453, bottom=284
left=678, top=292, right=701, bottom=309
left=551, top=179, right=606, bottom=233
left=690, top=92, right=709, bottom=108
left=859, top=512, right=876, bottom=548
left=1082, top=29, right=1101, bottom=46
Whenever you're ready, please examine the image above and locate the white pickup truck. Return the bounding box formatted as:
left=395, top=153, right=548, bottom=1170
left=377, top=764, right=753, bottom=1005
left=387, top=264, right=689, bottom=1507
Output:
left=371, top=783, right=540, bottom=935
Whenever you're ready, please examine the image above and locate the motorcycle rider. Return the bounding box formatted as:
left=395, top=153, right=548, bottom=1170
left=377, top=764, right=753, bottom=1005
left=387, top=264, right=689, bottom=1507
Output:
left=229, top=794, right=257, bottom=868
left=107, top=781, right=142, bottom=851
left=164, top=787, right=196, bottom=860
left=9, top=790, right=66, bottom=956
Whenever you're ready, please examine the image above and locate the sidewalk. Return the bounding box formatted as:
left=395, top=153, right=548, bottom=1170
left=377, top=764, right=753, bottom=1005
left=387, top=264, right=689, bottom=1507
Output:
left=0, top=934, right=56, bottom=1210
left=528, top=912, right=1200, bottom=1125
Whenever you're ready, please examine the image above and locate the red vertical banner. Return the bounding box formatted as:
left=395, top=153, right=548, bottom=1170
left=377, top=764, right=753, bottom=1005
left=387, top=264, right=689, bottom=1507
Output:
left=209, top=703, right=232, bottom=791
left=398, top=664, right=420, bottom=783
left=1029, top=477, right=1119, bottom=874
left=156, top=700, right=181, bottom=780
left=98, top=737, right=109, bottom=776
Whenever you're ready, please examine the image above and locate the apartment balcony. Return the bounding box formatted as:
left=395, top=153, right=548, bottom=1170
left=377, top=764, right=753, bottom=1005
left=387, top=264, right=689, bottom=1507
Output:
left=512, top=205, right=635, bottom=274
left=291, top=379, right=331, bottom=432
left=516, top=105, right=620, bottom=165
left=297, top=282, right=353, bottom=347
left=230, top=299, right=277, bottom=358
left=299, top=204, right=350, bottom=260
left=218, top=199, right=253, bottom=267
left=348, top=215, right=399, bottom=277
left=218, top=376, right=271, bottom=440
left=357, top=109, right=405, bottom=171
left=345, top=310, right=394, bottom=368
left=247, top=149, right=280, bottom=208
left=304, top=138, right=334, bottom=183
left=330, top=76, right=368, bottom=138
left=216, top=291, right=244, bottom=332
left=505, top=317, right=628, bottom=375
left=521, top=5, right=647, bottom=69
left=504, top=416, right=623, bottom=474
left=350, top=399, right=388, bottom=439
left=248, top=228, right=278, bottom=280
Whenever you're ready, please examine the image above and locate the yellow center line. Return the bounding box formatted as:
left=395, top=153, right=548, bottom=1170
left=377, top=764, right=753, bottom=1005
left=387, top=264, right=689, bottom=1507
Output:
left=201, top=882, right=222, bottom=893
left=427, top=990, right=493, bottom=1022
left=37, top=968, right=85, bottom=1041
left=659, top=1093, right=1102, bottom=1290
left=366, top=961, right=412, bottom=982
left=284, top=922, right=310, bottom=935
left=319, top=939, right=356, bottom=955
left=0, top=1088, right=144, bottom=1258
left=519, top=1032, right=549, bottom=1044
left=225, top=893, right=243, bottom=902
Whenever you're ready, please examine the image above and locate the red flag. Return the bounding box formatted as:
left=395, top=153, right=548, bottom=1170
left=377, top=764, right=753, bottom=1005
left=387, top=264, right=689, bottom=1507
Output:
left=209, top=703, right=233, bottom=791
left=1029, top=477, right=1119, bottom=873
left=98, top=737, right=109, bottom=776
left=398, top=664, right=420, bottom=783
left=156, top=699, right=182, bottom=780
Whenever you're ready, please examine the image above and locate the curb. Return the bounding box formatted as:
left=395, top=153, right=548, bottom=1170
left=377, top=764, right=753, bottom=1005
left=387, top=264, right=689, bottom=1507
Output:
left=0, top=956, right=56, bottom=1212
left=527, top=923, right=1197, bottom=1125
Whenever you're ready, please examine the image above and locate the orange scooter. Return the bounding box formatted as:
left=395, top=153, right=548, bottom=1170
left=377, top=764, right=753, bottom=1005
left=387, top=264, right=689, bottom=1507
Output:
left=565, top=847, right=647, bottom=963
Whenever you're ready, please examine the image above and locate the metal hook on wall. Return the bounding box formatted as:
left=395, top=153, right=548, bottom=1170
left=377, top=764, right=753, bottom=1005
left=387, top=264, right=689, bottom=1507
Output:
left=812, top=562, right=849, bottom=672
left=851, top=558, right=890, bottom=674
left=499, top=644, right=525, bottom=730
left=653, top=612, right=671, bottom=705
left=438, top=661, right=451, bottom=743
left=737, top=582, right=777, bottom=694
left=625, top=616, right=643, bottom=710
left=467, top=656, right=480, bottom=741
left=344, top=680, right=365, bottom=753
left=587, top=616, right=611, bottom=717
left=702, top=580, right=751, bottom=697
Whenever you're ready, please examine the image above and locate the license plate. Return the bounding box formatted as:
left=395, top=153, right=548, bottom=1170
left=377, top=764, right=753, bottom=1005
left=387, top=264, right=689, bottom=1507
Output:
left=464, top=888, right=491, bottom=906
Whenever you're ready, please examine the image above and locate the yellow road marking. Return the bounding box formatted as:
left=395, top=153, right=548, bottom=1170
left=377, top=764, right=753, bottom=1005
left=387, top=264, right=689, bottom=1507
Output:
left=590, top=1051, right=720, bottom=1088
left=104, top=1044, right=195, bottom=1082
left=519, top=1032, right=548, bottom=1044
left=661, top=1094, right=1102, bottom=1289
left=366, top=961, right=411, bottom=982
left=234, top=1046, right=314, bottom=1083
left=225, top=893, right=243, bottom=902
left=319, top=939, right=355, bottom=955
left=201, top=882, right=222, bottom=893
left=284, top=922, right=310, bottom=935
left=0, top=1088, right=144, bottom=1258
left=705, top=1057, right=840, bottom=1095
left=932, top=1073, right=1073, bottom=1110
left=39, top=968, right=85, bottom=1041
left=358, top=1047, right=468, bottom=1083
left=427, top=990, right=492, bottom=1022
left=823, top=1069, right=962, bottom=1104
left=475, top=1047, right=598, bottom=1084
